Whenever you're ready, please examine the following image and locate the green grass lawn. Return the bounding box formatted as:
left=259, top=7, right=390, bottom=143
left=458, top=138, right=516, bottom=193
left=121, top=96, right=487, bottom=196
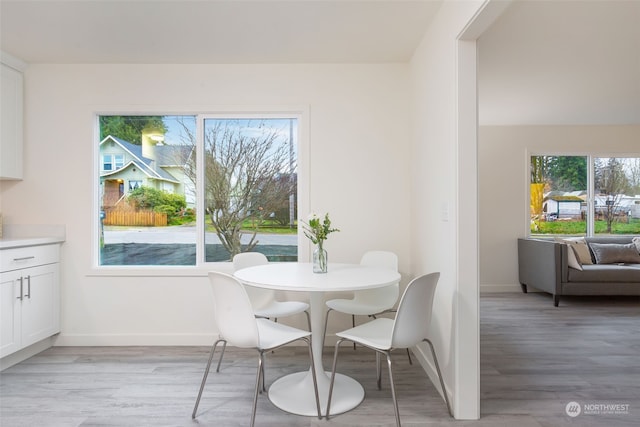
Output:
left=533, top=219, right=640, bottom=235
left=242, top=221, right=297, bottom=234
left=201, top=219, right=298, bottom=234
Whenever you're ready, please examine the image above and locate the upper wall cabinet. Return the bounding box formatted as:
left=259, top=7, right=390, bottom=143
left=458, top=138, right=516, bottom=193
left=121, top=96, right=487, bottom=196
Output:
left=0, top=52, right=26, bottom=180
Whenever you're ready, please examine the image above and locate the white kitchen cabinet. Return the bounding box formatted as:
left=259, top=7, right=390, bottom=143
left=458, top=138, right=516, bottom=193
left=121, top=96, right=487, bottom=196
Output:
left=0, top=53, right=25, bottom=180
left=0, top=244, right=60, bottom=358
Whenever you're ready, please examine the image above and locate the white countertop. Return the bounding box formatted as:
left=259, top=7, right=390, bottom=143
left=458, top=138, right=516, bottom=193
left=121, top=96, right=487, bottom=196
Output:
left=0, top=236, right=65, bottom=249
left=0, top=224, right=66, bottom=249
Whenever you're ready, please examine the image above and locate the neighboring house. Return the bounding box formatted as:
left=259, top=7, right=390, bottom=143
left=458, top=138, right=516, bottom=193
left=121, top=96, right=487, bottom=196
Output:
left=543, top=194, right=584, bottom=220
left=619, top=195, right=640, bottom=219
left=99, top=135, right=195, bottom=209
left=595, top=194, right=640, bottom=219
left=542, top=192, right=640, bottom=221
left=630, top=200, right=640, bottom=219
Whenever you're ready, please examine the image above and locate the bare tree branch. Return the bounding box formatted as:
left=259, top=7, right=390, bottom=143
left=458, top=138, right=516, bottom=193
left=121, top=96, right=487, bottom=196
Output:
left=204, top=120, right=291, bottom=257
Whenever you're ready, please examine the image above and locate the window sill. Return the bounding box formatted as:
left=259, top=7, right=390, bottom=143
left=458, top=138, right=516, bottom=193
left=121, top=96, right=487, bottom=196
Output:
left=86, top=263, right=235, bottom=277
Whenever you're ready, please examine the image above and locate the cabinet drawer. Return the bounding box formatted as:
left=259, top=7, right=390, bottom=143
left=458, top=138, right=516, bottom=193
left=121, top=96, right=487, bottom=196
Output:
left=0, top=244, right=60, bottom=272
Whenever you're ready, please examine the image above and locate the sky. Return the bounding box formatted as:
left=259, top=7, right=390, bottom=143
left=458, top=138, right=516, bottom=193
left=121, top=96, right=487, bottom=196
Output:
left=162, top=115, right=297, bottom=155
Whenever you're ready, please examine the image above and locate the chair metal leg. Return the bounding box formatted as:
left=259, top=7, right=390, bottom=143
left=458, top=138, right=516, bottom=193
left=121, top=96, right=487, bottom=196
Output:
left=406, top=348, right=413, bottom=365
left=322, top=308, right=334, bottom=349
left=352, top=315, right=357, bottom=350
left=424, top=339, right=452, bottom=417
left=385, top=351, right=401, bottom=427
left=251, top=353, right=264, bottom=427
left=376, top=352, right=382, bottom=390
left=326, top=338, right=346, bottom=420
left=260, top=356, right=266, bottom=393
left=192, top=339, right=225, bottom=419
left=303, top=337, right=322, bottom=419
left=304, top=310, right=312, bottom=332
left=215, top=341, right=227, bottom=372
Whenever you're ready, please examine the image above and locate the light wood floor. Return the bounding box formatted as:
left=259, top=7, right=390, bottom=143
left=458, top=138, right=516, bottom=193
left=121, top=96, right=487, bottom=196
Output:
left=1, top=293, right=639, bottom=426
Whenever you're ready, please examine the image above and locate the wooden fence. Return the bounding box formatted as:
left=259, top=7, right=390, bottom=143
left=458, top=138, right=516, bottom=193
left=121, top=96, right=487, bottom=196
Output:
left=103, top=210, right=167, bottom=227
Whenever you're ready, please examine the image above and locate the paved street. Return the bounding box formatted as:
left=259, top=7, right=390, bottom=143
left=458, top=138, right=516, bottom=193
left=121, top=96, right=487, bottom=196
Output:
left=103, top=225, right=296, bottom=245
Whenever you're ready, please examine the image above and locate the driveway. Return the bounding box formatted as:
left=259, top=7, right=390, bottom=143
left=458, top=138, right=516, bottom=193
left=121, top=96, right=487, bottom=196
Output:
left=103, top=225, right=297, bottom=245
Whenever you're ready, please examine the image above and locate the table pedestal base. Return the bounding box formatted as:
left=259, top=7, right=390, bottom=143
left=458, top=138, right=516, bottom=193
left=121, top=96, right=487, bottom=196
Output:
left=268, top=369, right=364, bottom=417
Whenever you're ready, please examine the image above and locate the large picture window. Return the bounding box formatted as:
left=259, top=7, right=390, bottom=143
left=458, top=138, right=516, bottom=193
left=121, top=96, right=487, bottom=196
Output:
left=97, top=114, right=299, bottom=266
left=530, top=155, right=640, bottom=236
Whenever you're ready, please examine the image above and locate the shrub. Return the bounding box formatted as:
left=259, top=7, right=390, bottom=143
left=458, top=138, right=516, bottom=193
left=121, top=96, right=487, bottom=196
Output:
left=128, top=186, right=187, bottom=223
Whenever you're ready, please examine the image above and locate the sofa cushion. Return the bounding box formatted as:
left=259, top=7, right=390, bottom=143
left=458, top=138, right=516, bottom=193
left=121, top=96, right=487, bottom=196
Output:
left=566, top=245, right=583, bottom=270
left=589, top=242, right=640, bottom=264
left=585, top=236, right=636, bottom=245
left=555, top=237, right=593, bottom=264
left=568, top=264, right=640, bottom=283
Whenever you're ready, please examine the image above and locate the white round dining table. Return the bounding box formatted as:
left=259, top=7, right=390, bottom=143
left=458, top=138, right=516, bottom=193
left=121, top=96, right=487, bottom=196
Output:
left=233, top=262, right=401, bottom=417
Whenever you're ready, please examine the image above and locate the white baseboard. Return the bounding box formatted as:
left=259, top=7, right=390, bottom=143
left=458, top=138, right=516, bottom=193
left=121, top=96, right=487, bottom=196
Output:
left=53, top=333, right=216, bottom=347
left=480, top=283, right=544, bottom=293
left=480, top=283, right=525, bottom=293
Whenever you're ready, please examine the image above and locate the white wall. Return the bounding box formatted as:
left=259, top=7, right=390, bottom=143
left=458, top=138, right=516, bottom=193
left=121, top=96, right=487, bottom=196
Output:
left=478, top=0, right=640, bottom=126
left=409, top=0, right=486, bottom=420
left=479, top=125, right=640, bottom=292
left=0, top=63, right=412, bottom=344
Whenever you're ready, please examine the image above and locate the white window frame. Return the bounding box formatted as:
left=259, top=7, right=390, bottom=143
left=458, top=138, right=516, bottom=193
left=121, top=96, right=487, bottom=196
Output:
left=114, top=154, right=124, bottom=170
left=92, top=107, right=310, bottom=275
left=128, top=180, right=142, bottom=191
left=102, top=154, right=114, bottom=171
left=527, top=151, right=640, bottom=238
left=102, top=153, right=124, bottom=171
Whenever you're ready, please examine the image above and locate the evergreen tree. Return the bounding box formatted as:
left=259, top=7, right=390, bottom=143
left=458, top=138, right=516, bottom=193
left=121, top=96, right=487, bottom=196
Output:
left=99, top=116, right=166, bottom=145
left=548, top=156, right=587, bottom=191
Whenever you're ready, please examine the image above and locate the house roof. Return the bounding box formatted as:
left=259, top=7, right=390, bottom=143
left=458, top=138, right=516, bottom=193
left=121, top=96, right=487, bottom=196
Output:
left=156, top=145, right=194, bottom=168
left=544, top=195, right=584, bottom=203
left=99, top=135, right=183, bottom=184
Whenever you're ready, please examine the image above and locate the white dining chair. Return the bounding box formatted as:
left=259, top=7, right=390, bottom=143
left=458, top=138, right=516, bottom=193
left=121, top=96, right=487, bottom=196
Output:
left=192, top=272, right=322, bottom=426
left=323, top=251, right=410, bottom=361
left=326, top=272, right=452, bottom=426
left=233, top=252, right=310, bottom=328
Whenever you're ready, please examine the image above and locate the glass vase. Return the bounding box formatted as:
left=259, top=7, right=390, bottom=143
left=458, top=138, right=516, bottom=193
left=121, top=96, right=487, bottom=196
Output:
left=313, top=244, right=328, bottom=273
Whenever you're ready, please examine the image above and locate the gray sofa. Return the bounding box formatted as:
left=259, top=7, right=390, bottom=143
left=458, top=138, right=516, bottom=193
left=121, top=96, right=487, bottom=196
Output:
left=517, top=236, right=640, bottom=306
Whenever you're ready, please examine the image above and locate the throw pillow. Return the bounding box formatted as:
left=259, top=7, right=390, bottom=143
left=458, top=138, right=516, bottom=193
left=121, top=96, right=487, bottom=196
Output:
left=589, top=242, right=640, bottom=264
left=633, top=236, right=640, bottom=254
left=555, top=237, right=593, bottom=264
left=565, top=244, right=583, bottom=271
